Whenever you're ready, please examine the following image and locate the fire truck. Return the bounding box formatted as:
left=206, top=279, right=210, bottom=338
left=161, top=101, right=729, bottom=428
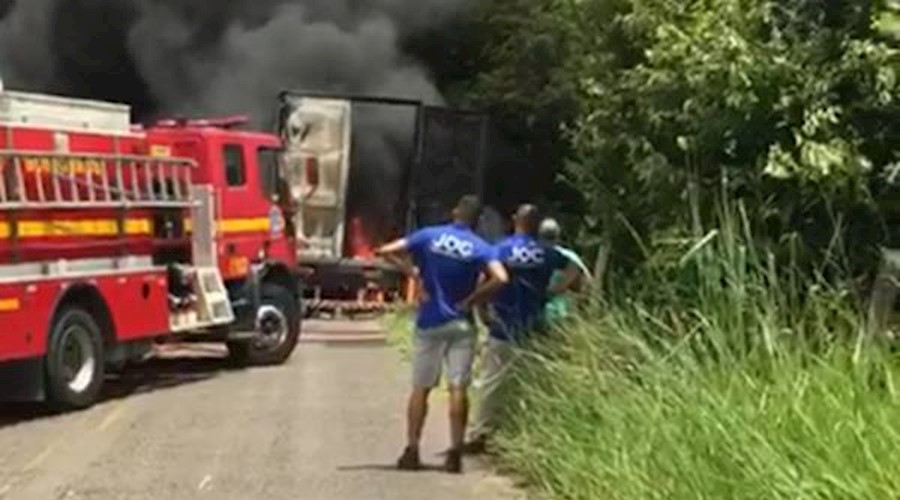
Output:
left=0, top=82, right=490, bottom=409
left=0, top=85, right=305, bottom=409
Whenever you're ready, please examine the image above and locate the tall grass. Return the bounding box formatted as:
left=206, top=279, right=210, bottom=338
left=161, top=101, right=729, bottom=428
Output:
left=384, top=306, right=416, bottom=361
left=494, top=204, right=900, bottom=500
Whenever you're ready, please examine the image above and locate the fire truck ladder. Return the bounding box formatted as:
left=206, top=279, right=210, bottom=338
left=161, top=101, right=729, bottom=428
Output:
left=0, top=150, right=195, bottom=209
left=0, top=149, right=234, bottom=329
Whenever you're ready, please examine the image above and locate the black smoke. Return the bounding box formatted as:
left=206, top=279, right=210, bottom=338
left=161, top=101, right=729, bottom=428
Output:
left=0, top=0, right=467, bottom=121
left=0, top=0, right=472, bottom=242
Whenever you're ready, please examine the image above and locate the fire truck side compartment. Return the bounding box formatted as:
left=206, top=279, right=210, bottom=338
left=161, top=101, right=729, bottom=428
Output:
left=0, top=268, right=173, bottom=363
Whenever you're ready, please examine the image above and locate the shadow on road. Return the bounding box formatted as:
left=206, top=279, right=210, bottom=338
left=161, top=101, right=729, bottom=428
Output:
left=338, top=463, right=446, bottom=473
left=0, top=348, right=239, bottom=428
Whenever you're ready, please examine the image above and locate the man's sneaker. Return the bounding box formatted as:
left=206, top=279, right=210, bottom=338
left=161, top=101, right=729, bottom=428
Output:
left=444, top=448, right=463, bottom=474
left=397, top=446, right=421, bottom=471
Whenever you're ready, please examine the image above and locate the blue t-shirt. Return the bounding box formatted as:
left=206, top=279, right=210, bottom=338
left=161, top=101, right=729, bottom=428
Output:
left=489, top=234, right=569, bottom=341
left=407, top=223, right=496, bottom=330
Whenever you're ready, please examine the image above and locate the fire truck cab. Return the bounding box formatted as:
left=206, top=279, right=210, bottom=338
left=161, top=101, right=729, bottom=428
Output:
left=0, top=87, right=303, bottom=409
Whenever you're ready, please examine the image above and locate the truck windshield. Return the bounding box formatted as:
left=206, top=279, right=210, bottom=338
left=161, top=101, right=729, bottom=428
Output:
left=257, top=147, right=281, bottom=200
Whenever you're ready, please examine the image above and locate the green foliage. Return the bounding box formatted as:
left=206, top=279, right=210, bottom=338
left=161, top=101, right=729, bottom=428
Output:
left=468, top=0, right=900, bottom=273
left=876, top=0, right=900, bottom=39
left=494, top=206, right=899, bottom=500
left=430, top=3, right=900, bottom=498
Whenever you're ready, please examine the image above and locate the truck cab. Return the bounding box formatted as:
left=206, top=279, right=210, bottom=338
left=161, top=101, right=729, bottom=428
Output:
left=144, top=117, right=304, bottom=363
left=146, top=118, right=296, bottom=277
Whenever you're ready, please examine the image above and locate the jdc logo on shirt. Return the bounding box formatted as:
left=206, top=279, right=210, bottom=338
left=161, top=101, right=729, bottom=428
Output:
left=431, top=233, right=475, bottom=260
left=509, top=244, right=546, bottom=267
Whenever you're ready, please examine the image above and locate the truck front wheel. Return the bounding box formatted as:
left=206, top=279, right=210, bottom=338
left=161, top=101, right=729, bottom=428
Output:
left=45, top=307, right=106, bottom=410
left=227, top=284, right=300, bottom=366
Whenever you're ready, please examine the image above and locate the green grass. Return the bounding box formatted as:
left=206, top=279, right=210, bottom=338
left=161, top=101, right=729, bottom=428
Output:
left=383, top=203, right=899, bottom=499
left=497, top=334, right=900, bottom=499
left=491, top=204, right=900, bottom=500
left=384, top=307, right=415, bottom=361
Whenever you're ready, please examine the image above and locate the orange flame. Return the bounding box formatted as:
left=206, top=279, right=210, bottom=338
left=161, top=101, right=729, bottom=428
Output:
left=349, top=216, right=375, bottom=259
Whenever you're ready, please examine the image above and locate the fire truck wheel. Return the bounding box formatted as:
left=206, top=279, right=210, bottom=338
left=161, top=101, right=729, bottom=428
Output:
left=45, top=307, right=106, bottom=410
left=227, top=284, right=300, bottom=366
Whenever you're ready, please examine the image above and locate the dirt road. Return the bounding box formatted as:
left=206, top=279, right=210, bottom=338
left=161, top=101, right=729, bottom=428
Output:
left=0, top=320, right=522, bottom=500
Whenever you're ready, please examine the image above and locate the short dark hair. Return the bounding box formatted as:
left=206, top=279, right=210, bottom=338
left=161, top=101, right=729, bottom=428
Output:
left=515, top=204, right=541, bottom=235
left=454, top=195, right=482, bottom=225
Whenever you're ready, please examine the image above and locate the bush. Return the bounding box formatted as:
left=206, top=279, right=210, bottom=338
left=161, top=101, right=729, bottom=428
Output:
left=493, top=206, right=900, bottom=500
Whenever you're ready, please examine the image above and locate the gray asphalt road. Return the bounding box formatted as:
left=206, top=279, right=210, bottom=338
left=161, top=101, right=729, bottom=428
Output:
left=0, top=320, right=522, bottom=500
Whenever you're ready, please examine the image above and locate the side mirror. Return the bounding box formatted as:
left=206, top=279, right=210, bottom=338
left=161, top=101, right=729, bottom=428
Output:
left=267, top=149, right=286, bottom=203
left=270, top=162, right=280, bottom=202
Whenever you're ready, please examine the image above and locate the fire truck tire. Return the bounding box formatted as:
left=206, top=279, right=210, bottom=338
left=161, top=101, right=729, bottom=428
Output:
left=45, top=307, right=106, bottom=411
left=227, top=284, right=300, bottom=366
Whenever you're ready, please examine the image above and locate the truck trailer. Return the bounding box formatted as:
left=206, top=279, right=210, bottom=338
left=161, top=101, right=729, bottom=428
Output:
left=277, top=92, right=490, bottom=317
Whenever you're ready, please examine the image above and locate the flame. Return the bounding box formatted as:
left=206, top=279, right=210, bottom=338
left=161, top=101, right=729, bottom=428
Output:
left=349, top=216, right=375, bottom=259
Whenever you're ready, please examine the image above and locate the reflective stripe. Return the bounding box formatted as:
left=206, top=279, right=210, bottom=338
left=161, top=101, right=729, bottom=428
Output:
left=0, top=216, right=271, bottom=239
left=0, top=297, right=20, bottom=311
left=0, top=219, right=152, bottom=238
left=218, top=217, right=270, bottom=234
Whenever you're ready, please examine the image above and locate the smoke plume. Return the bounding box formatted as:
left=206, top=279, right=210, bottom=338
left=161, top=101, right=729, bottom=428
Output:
left=0, top=0, right=470, bottom=242
left=0, top=0, right=465, bottom=119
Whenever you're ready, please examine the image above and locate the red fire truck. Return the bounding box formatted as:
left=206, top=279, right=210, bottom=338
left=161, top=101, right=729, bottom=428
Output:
left=0, top=83, right=491, bottom=409
left=0, top=87, right=304, bottom=409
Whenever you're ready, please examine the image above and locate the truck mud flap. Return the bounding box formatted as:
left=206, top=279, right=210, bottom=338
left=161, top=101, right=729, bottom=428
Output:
left=0, top=357, right=45, bottom=402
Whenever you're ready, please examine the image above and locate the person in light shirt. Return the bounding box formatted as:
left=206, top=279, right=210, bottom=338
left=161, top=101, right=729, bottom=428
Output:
left=538, top=217, right=592, bottom=323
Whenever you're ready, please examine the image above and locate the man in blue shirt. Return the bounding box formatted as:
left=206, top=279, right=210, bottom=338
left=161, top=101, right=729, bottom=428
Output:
left=376, top=195, right=508, bottom=473
left=467, top=204, right=580, bottom=452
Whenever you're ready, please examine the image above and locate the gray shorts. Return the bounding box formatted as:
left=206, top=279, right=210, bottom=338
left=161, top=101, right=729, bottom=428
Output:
left=412, top=319, right=477, bottom=389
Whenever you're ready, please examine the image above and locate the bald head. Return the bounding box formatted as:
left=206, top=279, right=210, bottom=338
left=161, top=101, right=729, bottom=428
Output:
left=539, top=218, right=561, bottom=243
left=513, top=204, right=541, bottom=235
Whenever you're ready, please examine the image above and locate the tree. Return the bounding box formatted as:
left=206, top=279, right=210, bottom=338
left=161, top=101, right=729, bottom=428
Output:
left=553, top=0, right=900, bottom=278
left=458, top=0, right=900, bottom=283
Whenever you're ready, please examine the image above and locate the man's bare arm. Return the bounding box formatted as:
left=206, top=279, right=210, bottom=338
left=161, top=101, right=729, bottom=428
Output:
left=473, top=274, right=494, bottom=323
left=549, top=262, right=581, bottom=295
left=385, top=253, right=418, bottom=277
left=375, top=238, right=417, bottom=277
left=458, top=261, right=509, bottom=312
left=375, top=238, right=409, bottom=257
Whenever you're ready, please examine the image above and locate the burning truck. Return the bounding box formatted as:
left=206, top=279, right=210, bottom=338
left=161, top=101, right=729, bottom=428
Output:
left=0, top=83, right=488, bottom=408
left=277, top=92, right=489, bottom=318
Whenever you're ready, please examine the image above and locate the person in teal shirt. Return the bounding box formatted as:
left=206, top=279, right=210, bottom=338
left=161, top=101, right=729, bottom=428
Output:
left=538, top=218, right=592, bottom=322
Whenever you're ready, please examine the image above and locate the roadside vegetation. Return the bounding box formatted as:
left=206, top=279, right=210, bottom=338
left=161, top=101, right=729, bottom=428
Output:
left=386, top=205, right=900, bottom=498
left=385, top=307, right=415, bottom=361
left=494, top=206, right=900, bottom=500
left=391, top=1, right=900, bottom=498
